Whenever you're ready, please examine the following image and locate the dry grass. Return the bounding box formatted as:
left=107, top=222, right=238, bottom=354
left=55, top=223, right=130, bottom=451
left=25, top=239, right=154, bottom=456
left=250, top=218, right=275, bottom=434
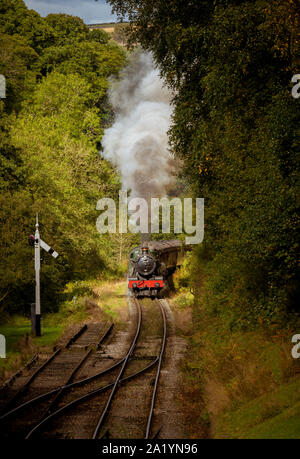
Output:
left=188, top=311, right=300, bottom=437
left=92, top=279, right=129, bottom=324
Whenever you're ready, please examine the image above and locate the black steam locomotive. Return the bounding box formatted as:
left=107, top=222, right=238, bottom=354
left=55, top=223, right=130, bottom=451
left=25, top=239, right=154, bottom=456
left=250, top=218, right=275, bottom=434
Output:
left=128, top=239, right=187, bottom=298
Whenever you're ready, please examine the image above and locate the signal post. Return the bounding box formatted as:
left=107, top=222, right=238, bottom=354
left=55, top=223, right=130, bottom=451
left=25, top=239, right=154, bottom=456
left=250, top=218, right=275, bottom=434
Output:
left=29, top=214, right=58, bottom=336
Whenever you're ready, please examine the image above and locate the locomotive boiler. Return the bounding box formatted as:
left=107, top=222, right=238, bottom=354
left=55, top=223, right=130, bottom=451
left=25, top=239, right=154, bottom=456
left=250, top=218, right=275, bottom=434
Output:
left=128, top=239, right=188, bottom=298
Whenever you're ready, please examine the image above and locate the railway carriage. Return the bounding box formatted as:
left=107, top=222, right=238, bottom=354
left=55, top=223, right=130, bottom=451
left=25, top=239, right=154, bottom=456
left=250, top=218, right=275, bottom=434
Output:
left=128, top=239, right=188, bottom=298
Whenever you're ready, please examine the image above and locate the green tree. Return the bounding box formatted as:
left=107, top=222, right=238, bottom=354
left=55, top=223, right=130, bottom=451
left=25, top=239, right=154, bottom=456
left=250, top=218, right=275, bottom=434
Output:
left=0, top=33, right=40, bottom=110
left=0, top=2, right=127, bottom=313
left=108, top=0, right=300, bottom=321
left=0, top=72, right=121, bottom=313
left=40, top=41, right=126, bottom=104
left=0, top=0, right=55, bottom=52
left=45, top=13, right=90, bottom=46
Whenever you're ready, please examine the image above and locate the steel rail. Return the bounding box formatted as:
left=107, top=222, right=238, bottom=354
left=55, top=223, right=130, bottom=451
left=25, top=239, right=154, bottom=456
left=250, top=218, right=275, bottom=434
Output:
left=0, top=323, right=117, bottom=422
left=1, top=354, right=39, bottom=391
left=39, top=323, right=114, bottom=420
left=25, top=300, right=143, bottom=439
left=145, top=299, right=167, bottom=439
left=0, top=345, right=124, bottom=422
left=25, top=298, right=168, bottom=439
left=92, top=299, right=142, bottom=439
left=25, top=357, right=159, bottom=439
left=0, top=324, right=87, bottom=415
left=65, top=324, right=88, bottom=348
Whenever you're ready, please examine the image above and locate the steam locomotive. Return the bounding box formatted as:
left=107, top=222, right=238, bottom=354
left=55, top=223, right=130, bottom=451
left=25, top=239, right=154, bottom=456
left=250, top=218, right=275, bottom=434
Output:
left=128, top=239, right=188, bottom=298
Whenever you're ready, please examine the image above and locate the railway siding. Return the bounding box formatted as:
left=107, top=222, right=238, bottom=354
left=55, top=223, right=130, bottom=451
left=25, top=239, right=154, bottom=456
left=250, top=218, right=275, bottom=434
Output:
left=0, top=289, right=191, bottom=439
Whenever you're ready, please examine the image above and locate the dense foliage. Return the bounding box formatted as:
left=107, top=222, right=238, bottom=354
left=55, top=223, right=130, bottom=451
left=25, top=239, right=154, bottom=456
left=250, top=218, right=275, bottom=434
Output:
left=0, top=0, right=126, bottom=315
left=109, top=0, right=300, bottom=325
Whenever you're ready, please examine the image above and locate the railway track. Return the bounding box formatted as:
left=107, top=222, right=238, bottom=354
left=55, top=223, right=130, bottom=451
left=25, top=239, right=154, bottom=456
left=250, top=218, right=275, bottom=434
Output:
left=0, top=321, right=114, bottom=438
left=0, top=324, right=88, bottom=415
left=92, top=298, right=167, bottom=439
left=0, top=298, right=169, bottom=439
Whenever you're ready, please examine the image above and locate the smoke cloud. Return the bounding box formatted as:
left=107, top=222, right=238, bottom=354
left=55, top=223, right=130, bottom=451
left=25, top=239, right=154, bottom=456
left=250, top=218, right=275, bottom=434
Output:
left=101, top=51, right=176, bottom=201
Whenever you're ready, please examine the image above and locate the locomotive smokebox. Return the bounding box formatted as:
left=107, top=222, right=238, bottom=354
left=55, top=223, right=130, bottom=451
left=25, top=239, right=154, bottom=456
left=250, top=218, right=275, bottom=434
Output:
left=136, top=250, right=156, bottom=276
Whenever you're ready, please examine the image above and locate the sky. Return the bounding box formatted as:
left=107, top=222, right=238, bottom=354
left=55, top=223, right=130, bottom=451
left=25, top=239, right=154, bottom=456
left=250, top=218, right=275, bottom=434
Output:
left=24, top=0, right=117, bottom=24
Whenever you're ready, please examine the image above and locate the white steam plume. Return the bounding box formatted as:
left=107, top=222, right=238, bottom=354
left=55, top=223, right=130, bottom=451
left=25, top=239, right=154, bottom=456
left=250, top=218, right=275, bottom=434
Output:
left=101, top=51, right=176, bottom=200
